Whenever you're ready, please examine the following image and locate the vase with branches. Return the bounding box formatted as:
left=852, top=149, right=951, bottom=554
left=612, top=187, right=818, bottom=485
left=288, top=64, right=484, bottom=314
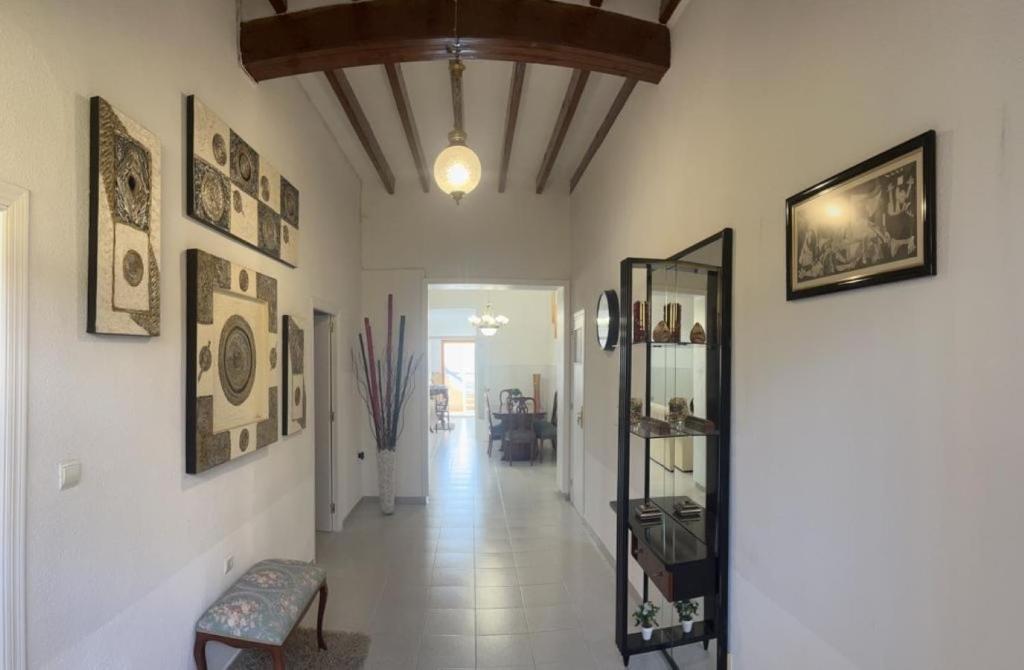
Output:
left=353, top=294, right=420, bottom=515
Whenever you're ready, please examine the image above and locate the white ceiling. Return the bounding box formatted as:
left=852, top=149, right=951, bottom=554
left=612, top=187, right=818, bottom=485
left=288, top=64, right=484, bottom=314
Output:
left=240, top=0, right=680, bottom=197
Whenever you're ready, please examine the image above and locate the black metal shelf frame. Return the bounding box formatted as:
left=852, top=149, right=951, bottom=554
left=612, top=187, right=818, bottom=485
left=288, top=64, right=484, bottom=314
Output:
left=614, top=229, right=733, bottom=670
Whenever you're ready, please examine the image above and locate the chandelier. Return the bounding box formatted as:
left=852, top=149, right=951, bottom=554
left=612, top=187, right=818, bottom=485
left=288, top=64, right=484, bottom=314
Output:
left=469, top=303, right=509, bottom=337
left=433, top=0, right=481, bottom=203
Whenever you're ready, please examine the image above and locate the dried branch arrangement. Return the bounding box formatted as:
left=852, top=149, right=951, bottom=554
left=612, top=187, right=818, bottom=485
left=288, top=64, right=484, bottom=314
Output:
left=354, top=294, right=420, bottom=451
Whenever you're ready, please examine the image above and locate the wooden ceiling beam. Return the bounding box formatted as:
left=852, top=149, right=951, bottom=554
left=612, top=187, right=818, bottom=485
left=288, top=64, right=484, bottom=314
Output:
left=569, top=78, right=638, bottom=193
left=589, top=1, right=604, bottom=6
left=323, top=69, right=396, bottom=194
left=536, top=69, right=590, bottom=195
left=498, top=62, right=527, bottom=194
left=659, top=0, right=683, bottom=23
left=240, top=0, right=670, bottom=84
left=267, top=0, right=287, bottom=14
left=384, top=63, right=430, bottom=193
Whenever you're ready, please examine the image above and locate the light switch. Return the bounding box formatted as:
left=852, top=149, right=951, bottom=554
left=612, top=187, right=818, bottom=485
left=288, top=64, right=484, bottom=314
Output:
left=58, top=460, right=81, bottom=491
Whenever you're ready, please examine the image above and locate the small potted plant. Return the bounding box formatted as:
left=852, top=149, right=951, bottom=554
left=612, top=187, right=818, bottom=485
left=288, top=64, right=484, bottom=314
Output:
left=632, top=601, right=660, bottom=641
left=675, top=599, right=699, bottom=633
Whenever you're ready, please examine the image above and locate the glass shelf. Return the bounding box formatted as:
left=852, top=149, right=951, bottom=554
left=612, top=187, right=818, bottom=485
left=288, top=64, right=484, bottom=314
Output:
left=630, top=421, right=719, bottom=440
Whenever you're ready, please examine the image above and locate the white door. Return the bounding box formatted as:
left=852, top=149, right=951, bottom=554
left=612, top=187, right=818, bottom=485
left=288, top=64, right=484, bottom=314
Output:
left=314, top=312, right=336, bottom=532
left=570, top=310, right=586, bottom=512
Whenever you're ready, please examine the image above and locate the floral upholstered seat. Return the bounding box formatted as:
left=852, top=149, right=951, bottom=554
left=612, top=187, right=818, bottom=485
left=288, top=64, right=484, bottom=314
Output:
left=195, top=559, right=327, bottom=646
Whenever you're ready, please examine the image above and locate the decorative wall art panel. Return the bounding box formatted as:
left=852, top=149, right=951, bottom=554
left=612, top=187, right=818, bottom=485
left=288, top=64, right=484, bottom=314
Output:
left=186, top=96, right=300, bottom=267
left=282, top=315, right=307, bottom=436
left=186, top=249, right=279, bottom=474
left=88, top=96, right=161, bottom=335
left=786, top=131, right=936, bottom=300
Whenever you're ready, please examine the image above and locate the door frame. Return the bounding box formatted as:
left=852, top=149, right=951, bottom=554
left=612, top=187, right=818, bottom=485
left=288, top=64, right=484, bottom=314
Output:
left=311, top=298, right=339, bottom=532
left=0, top=182, right=28, bottom=670
left=571, top=309, right=586, bottom=514
left=425, top=278, right=571, bottom=497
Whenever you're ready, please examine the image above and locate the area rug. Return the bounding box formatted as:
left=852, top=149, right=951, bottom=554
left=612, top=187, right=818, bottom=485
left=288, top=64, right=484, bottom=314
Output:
left=228, top=629, right=370, bottom=669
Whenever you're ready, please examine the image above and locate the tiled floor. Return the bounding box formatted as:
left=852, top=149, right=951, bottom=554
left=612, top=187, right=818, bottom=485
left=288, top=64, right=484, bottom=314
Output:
left=314, top=418, right=714, bottom=669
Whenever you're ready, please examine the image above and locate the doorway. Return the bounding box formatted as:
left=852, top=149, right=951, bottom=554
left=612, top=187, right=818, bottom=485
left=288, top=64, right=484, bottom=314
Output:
left=441, top=339, right=476, bottom=415
left=313, top=310, right=336, bottom=532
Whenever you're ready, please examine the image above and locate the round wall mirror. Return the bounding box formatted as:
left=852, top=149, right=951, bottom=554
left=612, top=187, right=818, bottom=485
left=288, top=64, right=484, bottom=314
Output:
left=596, top=290, right=620, bottom=351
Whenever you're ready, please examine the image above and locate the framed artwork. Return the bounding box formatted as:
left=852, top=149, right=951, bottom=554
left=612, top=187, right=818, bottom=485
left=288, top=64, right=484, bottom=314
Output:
left=88, top=96, right=161, bottom=335
left=186, top=249, right=278, bottom=474
left=186, top=96, right=299, bottom=267
left=282, top=315, right=307, bottom=436
left=786, top=130, right=936, bottom=300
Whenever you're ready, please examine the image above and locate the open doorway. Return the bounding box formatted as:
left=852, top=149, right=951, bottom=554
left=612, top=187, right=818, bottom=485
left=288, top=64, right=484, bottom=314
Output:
left=313, top=310, right=336, bottom=533
left=427, top=284, right=567, bottom=494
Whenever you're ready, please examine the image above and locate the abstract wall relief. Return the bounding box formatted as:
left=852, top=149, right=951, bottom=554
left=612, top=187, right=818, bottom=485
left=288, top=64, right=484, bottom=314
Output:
left=186, top=249, right=279, bottom=474
left=186, top=96, right=299, bottom=267
left=282, top=315, right=307, bottom=436
left=88, top=96, right=161, bottom=335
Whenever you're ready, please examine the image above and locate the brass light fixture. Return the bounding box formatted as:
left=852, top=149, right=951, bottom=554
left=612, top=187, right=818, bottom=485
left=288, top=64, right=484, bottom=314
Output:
left=433, top=0, right=481, bottom=203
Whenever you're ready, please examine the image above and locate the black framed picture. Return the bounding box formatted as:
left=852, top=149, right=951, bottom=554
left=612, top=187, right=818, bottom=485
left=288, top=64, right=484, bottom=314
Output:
left=786, top=130, right=936, bottom=300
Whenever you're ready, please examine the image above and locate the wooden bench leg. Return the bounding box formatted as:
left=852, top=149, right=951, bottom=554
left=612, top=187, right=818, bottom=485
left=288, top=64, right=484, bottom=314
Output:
left=270, top=646, right=285, bottom=670
left=193, top=634, right=209, bottom=670
left=317, top=583, right=329, bottom=650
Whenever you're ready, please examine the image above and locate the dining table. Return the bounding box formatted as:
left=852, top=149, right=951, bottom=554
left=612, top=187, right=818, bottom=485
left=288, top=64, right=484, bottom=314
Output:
left=492, top=411, right=549, bottom=462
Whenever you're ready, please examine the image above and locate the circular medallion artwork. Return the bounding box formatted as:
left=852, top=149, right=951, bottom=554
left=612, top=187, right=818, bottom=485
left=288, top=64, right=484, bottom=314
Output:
left=233, top=190, right=243, bottom=214
left=260, top=176, right=270, bottom=202
left=218, top=314, right=257, bottom=407
left=212, top=133, right=227, bottom=166
left=282, top=226, right=290, bottom=244
left=270, top=347, right=277, bottom=369
left=261, top=215, right=277, bottom=248
left=239, top=428, right=250, bottom=452
left=294, top=387, right=302, bottom=407
left=200, top=171, right=226, bottom=221
left=237, top=152, right=254, bottom=182
left=198, top=341, right=212, bottom=381
left=122, top=250, right=144, bottom=287
left=238, top=269, right=249, bottom=292
left=114, top=141, right=151, bottom=229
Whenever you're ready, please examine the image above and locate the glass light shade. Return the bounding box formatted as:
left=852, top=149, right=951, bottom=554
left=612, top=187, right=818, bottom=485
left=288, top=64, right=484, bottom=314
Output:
left=434, top=143, right=482, bottom=203
left=468, top=305, right=509, bottom=336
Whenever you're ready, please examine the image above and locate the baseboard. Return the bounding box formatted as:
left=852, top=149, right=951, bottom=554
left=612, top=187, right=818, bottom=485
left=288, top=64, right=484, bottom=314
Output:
left=572, top=502, right=643, bottom=604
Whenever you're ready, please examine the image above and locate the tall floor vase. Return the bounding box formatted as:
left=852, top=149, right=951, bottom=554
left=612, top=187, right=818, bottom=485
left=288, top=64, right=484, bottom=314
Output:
left=377, top=448, right=396, bottom=515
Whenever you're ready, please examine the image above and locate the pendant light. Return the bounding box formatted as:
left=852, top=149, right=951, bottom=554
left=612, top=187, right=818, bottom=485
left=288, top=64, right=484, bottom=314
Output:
left=469, top=303, right=509, bottom=337
left=433, top=0, right=481, bottom=203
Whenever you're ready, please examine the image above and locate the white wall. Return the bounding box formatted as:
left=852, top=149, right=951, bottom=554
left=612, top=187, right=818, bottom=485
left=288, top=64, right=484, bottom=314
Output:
left=362, top=185, right=572, bottom=282
left=570, top=1, right=1024, bottom=669
left=0, top=1, right=363, bottom=667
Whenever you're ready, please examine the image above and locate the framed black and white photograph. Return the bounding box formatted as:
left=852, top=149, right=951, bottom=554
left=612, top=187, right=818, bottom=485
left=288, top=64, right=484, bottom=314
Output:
left=786, top=130, right=936, bottom=300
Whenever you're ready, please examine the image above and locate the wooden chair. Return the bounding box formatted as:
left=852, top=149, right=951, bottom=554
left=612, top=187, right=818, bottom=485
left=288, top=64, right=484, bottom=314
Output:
left=485, top=394, right=505, bottom=457
left=533, top=391, right=557, bottom=463
left=503, top=397, right=537, bottom=464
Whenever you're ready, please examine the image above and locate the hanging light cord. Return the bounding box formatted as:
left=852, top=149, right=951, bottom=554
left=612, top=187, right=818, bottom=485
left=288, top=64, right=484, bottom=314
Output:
left=447, top=0, right=465, bottom=142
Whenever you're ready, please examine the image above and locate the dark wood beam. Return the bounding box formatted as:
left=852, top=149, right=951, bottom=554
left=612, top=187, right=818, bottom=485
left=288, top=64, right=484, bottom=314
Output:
left=659, top=0, right=683, bottom=23
left=240, top=0, right=670, bottom=84
left=536, top=69, right=590, bottom=195
left=498, top=62, right=527, bottom=194
left=323, top=69, right=395, bottom=194
left=267, top=0, right=287, bottom=14
left=384, top=63, right=429, bottom=193
left=569, top=78, right=638, bottom=193
left=589, top=1, right=604, bottom=6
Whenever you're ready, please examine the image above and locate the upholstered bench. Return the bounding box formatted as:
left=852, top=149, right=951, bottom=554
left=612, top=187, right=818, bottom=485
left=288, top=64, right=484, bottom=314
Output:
left=193, top=559, right=329, bottom=670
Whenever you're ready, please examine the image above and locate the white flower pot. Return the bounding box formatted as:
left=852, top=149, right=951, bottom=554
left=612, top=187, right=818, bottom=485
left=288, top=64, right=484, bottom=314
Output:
left=377, top=448, right=396, bottom=515
left=641, top=626, right=654, bottom=641
left=682, top=619, right=694, bottom=633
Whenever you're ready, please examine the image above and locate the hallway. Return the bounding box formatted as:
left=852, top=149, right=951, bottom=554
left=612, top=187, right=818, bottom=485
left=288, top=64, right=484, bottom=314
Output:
left=314, top=418, right=701, bottom=669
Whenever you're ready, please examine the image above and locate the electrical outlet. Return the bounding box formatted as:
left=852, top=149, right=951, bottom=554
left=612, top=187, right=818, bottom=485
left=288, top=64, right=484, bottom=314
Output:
left=224, top=555, right=234, bottom=575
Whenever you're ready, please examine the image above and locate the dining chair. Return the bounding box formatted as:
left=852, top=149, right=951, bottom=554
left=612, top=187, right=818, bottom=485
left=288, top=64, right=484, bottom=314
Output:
left=533, top=391, right=557, bottom=463
left=499, top=388, right=522, bottom=412
left=503, top=396, right=537, bottom=464
left=485, top=394, right=505, bottom=457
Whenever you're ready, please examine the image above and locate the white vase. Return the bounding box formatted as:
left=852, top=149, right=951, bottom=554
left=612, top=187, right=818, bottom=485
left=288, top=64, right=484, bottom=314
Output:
left=682, top=619, right=694, bottom=633
left=377, top=448, right=396, bottom=515
left=641, top=626, right=654, bottom=641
